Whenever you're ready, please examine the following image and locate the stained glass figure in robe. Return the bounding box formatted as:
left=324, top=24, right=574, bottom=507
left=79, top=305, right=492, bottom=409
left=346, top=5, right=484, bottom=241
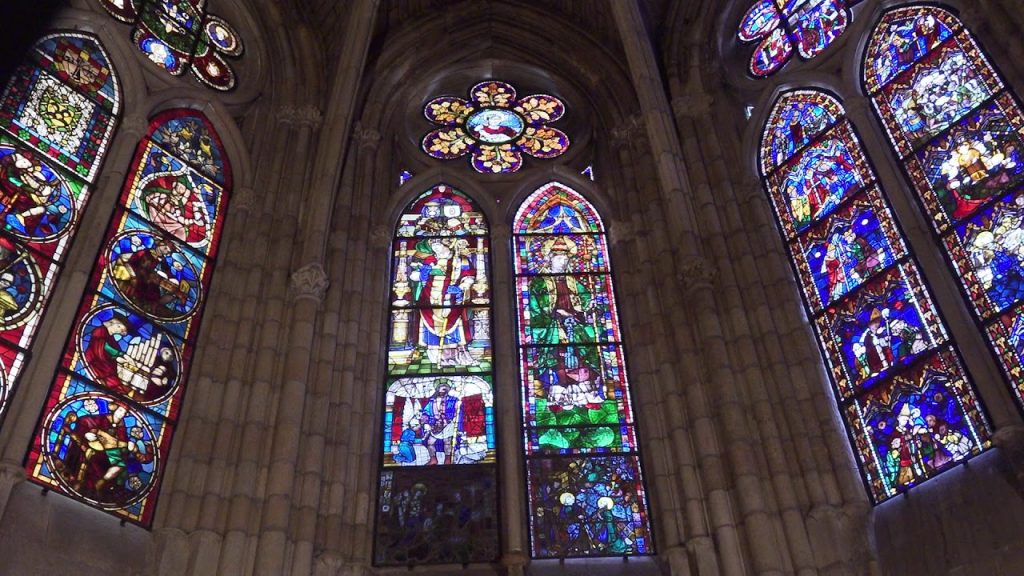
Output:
left=514, top=182, right=653, bottom=557
left=27, top=109, right=231, bottom=526
left=375, top=184, right=499, bottom=566
left=759, top=89, right=990, bottom=502
left=0, top=33, right=120, bottom=420
left=864, top=4, right=1024, bottom=408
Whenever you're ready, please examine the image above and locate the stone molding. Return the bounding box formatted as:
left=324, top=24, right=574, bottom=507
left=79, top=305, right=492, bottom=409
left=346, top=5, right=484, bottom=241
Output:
left=289, top=262, right=330, bottom=303
left=994, top=425, right=1024, bottom=489
left=678, top=257, right=718, bottom=294
left=278, top=104, right=324, bottom=128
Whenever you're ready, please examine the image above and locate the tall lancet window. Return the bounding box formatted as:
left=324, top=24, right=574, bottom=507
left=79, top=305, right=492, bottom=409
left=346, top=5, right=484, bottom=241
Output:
left=373, top=184, right=500, bottom=565
left=0, top=33, right=120, bottom=420
left=513, top=182, right=653, bottom=557
left=864, top=5, right=1024, bottom=411
left=26, top=109, right=231, bottom=526
left=759, top=90, right=992, bottom=502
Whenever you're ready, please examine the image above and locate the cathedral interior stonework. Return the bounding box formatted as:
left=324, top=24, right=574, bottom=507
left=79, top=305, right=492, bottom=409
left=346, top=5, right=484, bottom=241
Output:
left=0, top=1, right=1022, bottom=575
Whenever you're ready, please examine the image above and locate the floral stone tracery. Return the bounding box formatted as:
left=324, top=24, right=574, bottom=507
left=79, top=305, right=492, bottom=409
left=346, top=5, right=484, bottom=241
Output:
left=422, top=81, right=570, bottom=174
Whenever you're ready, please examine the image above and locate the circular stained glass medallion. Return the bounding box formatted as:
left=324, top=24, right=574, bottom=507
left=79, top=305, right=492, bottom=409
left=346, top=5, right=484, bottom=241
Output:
left=465, top=108, right=525, bottom=145
left=42, top=392, right=160, bottom=509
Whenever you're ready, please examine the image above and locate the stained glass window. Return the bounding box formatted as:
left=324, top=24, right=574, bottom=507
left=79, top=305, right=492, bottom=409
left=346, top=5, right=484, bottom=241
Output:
left=25, top=109, right=231, bottom=526
left=374, top=184, right=499, bottom=565
left=0, top=33, right=120, bottom=421
left=864, top=5, right=1024, bottom=411
left=737, top=0, right=864, bottom=77
left=513, top=182, right=653, bottom=557
left=422, top=81, right=569, bottom=174
left=759, top=90, right=991, bottom=502
left=98, top=0, right=243, bottom=91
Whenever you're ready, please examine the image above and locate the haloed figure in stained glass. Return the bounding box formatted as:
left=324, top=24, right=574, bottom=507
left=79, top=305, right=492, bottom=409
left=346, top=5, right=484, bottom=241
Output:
left=527, top=237, right=603, bottom=410
left=409, top=237, right=479, bottom=368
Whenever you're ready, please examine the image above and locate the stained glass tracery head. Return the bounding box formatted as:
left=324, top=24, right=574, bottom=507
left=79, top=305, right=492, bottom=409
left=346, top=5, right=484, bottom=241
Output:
left=374, top=184, right=500, bottom=565
left=863, top=5, right=1024, bottom=410
left=759, top=90, right=991, bottom=502
left=26, top=108, right=231, bottom=526
left=98, top=0, right=243, bottom=91
left=737, top=0, right=864, bottom=77
left=422, top=81, right=570, bottom=174
left=513, top=182, right=653, bottom=558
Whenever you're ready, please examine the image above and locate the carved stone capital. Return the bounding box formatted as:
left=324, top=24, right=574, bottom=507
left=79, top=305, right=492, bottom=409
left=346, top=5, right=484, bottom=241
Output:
left=611, top=114, right=645, bottom=149
left=231, top=186, right=256, bottom=214
left=369, top=224, right=392, bottom=249
left=353, top=122, right=382, bottom=150
left=289, top=263, right=329, bottom=304
left=671, top=93, right=714, bottom=119
left=609, top=219, right=635, bottom=246
left=678, top=257, right=718, bottom=294
left=278, top=104, right=323, bottom=128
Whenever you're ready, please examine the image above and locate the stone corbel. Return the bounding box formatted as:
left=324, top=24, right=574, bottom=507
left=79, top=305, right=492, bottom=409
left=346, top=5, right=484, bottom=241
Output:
left=289, top=262, right=330, bottom=304
left=678, top=257, right=718, bottom=294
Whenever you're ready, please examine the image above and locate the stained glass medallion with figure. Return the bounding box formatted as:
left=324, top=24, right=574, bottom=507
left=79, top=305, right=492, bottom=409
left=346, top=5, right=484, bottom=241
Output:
left=375, top=184, right=499, bottom=566
left=864, top=4, right=1024, bottom=408
left=0, top=33, right=120, bottom=420
left=759, top=89, right=991, bottom=502
left=27, top=109, right=231, bottom=526
left=514, top=182, right=654, bottom=557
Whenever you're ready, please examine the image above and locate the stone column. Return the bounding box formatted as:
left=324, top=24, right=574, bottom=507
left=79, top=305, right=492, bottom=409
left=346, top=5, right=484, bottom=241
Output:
left=253, top=262, right=329, bottom=576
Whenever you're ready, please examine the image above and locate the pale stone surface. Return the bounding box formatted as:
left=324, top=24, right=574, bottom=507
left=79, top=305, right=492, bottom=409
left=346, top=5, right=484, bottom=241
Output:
left=0, top=1, right=1021, bottom=575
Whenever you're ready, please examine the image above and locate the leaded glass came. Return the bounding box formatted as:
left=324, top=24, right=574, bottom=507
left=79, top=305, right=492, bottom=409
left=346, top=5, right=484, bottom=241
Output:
left=374, top=184, right=500, bottom=566
left=25, top=109, right=231, bottom=526
left=513, top=182, right=654, bottom=557
left=98, top=0, right=244, bottom=91
left=0, top=33, right=119, bottom=422
left=759, top=90, right=991, bottom=502
left=864, top=5, right=1024, bottom=410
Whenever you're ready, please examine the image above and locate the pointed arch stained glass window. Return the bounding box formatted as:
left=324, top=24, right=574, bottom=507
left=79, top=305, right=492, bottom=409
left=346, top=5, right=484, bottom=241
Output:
left=422, top=81, right=569, bottom=173
left=373, top=184, right=500, bottom=565
left=759, top=90, right=991, bottom=502
left=0, top=33, right=120, bottom=420
left=864, top=5, right=1024, bottom=411
left=25, top=109, right=231, bottom=526
left=513, top=182, right=653, bottom=557
left=737, top=0, right=864, bottom=77
left=99, top=0, right=243, bottom=91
